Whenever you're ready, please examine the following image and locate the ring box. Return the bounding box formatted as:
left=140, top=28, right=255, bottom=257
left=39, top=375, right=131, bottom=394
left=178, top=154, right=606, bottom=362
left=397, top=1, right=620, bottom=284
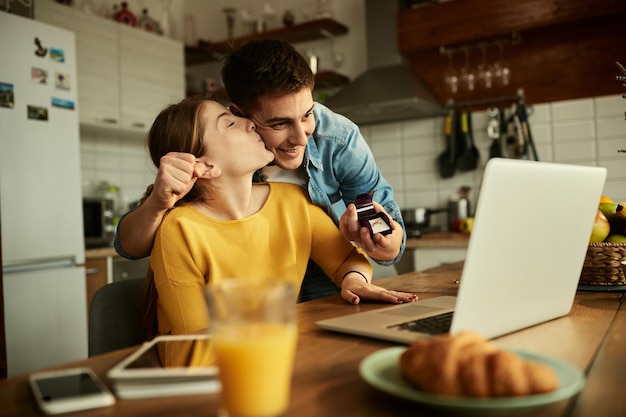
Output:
left=355, top=192, right=392, bottom=236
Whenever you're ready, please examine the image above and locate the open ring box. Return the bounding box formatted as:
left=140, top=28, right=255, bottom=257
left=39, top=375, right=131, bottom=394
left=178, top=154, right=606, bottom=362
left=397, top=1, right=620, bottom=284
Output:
left=355, top=191, right=392, bottom=237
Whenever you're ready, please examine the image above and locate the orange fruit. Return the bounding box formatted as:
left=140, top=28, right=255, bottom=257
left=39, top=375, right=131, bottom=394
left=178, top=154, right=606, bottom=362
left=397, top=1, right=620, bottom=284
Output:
left=600, top=195, right=614, bottom=204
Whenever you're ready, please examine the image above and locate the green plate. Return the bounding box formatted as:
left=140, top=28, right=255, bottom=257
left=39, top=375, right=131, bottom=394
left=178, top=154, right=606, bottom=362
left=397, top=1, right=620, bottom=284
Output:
left=359, top=347, right=585, bottom=411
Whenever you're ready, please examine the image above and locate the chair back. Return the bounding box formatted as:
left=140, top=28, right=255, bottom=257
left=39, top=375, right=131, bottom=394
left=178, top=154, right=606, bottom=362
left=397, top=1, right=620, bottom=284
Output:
left=88, top=278, right=144, bottom=356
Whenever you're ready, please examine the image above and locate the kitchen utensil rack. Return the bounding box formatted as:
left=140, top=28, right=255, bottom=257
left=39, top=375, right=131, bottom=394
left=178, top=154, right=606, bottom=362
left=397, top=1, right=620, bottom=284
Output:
left=446, top=88, right=524, bottom=110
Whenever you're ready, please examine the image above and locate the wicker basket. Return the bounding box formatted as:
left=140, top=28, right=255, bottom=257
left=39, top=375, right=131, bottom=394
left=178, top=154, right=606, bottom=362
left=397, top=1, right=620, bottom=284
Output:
left=579, top=242, right=626, bottom=286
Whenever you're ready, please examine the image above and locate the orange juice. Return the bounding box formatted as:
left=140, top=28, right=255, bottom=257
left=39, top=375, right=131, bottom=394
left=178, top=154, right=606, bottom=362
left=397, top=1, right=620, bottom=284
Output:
left=213, top=323, right=297, bottom=417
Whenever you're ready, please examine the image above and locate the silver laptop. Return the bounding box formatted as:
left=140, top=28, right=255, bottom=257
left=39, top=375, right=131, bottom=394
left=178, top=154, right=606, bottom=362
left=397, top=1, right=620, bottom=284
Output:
left=317, top=158, right=607, bottom=344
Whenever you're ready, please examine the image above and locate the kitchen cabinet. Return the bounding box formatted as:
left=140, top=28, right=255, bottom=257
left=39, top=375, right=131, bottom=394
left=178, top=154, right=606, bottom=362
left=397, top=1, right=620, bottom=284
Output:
left=397, top=0, right=626, bottom=109
left=117, top=24, right=184, bottom=132
left=395, top=234, right=469, bottom=274
left=35, top=0, right=184, bottom=133
left=185, top=18, right=350, bottom=91
left=397, top=247, right=467, bottom=273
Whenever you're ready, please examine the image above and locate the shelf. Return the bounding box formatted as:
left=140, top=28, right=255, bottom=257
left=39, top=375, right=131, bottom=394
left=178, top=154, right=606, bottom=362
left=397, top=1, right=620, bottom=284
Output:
left=398, top=0, right=626, bottom=53
left=397, top=0, right=626, bottom=107
left=185, top=18, right=349, bottom=66
left=314, top=71, right=349, bottom=89
left=194, top=70, right=350, bottom=100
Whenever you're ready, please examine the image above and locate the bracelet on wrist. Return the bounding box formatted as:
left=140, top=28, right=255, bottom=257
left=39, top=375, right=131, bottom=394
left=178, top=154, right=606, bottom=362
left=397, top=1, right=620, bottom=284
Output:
left=341, top=270, right=369, bottom=284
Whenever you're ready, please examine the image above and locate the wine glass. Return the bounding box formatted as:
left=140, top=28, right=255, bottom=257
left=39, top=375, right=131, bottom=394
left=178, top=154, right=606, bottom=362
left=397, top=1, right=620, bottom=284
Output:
left=262, top=2, right=277, bottom=31
left=477, top=45, right=493, bottom=89
left=459, top=49, right=476, bottom=92
left=493, top=43, right=511, bottom=87
left=240, top=9, right=257, bottom=35
left=443, top=50, right=459, bottom=95
left=222, top=8, right=236, bottom=38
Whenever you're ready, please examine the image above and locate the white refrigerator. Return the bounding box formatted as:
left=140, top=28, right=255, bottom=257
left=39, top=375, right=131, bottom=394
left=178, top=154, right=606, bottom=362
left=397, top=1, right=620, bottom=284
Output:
left=0, top=11, right=87, bottom=376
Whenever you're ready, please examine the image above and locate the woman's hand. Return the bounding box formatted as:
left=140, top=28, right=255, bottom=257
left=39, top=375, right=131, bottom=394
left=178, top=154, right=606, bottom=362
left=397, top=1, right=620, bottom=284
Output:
left=340, top=274, right=418, bottom=305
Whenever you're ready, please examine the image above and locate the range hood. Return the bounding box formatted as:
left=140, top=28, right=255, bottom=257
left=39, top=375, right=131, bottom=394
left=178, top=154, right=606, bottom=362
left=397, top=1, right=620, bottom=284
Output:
left=324, top=0, right=444, bottom=125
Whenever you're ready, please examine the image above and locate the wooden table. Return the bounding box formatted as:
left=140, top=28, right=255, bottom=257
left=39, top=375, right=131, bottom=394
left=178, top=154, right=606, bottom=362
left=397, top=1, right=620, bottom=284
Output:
left=1, top=262, right=624, bottom=417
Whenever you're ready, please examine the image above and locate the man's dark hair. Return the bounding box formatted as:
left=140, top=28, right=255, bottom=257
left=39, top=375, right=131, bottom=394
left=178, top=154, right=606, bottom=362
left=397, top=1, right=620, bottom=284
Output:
left=221, top=40, right=315, bottom=114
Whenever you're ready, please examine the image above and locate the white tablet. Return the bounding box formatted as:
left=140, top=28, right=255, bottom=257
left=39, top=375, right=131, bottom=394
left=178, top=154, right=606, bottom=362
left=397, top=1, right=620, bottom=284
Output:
left=107, top=334, right=220, bottom=399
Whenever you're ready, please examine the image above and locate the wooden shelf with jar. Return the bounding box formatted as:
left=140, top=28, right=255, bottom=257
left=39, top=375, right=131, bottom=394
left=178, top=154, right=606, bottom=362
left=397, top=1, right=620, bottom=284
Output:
left=185, top=18, right=350, bottom=90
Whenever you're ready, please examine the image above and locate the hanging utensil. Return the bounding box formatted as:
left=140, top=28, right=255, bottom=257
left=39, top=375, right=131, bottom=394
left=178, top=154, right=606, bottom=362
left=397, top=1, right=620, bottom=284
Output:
left=456, top=110, right=479, bottom=171
left=505, top=105, right=525, bottom=159
left=437, top=107, right=457, bottom=178
left=487, top=107, right=502, bottom=159
left=498, top=107, right=508, bottom=158
left=517, top=103, right=539, bottom=161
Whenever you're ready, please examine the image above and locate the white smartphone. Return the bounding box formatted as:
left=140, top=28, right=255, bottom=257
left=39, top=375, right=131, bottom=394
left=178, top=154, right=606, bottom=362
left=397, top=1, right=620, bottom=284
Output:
left=29, top=367, right=116, bottom=414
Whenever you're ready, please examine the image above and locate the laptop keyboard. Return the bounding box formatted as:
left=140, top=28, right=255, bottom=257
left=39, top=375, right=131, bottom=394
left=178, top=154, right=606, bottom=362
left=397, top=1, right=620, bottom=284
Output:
left=388, top=311, right=454, bottom=335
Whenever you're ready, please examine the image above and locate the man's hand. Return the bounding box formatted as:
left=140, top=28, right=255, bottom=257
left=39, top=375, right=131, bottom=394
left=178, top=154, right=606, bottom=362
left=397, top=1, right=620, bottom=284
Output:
left=339, top=201, right=403, bottom=261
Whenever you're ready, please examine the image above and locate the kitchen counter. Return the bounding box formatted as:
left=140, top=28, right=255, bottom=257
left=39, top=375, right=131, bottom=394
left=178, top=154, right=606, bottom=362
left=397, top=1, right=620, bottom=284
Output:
left=85, top=246, right=118, bottom=259
left=406, top=232, right=470, bottom=249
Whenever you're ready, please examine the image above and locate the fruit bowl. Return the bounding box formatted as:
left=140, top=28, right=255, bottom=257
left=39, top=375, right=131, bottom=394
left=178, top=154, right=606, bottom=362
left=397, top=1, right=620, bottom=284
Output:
left=579, top=242, right=626, bottom=286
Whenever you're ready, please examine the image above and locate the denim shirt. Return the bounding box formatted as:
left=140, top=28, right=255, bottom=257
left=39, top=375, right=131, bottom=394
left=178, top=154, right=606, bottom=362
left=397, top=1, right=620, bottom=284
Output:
left=115, top=102, right=406, bottom=265
left=303, top=103, right=406, bottom=265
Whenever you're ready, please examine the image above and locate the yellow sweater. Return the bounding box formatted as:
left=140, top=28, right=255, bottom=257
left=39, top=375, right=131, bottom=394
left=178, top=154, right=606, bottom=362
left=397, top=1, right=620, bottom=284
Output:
left=151, top=182, right=370, bottom=339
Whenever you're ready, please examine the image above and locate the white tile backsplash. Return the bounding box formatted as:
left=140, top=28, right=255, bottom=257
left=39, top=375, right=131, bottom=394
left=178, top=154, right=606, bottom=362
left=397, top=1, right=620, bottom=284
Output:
left=365, top=94, right=626, bottom=216
left=554, top=141, right=596, bottom=162
left=79, top=94, right=626, bottom=217
left=552, top=98, right=594, bottom=120
left=552, top=120, right=596, bottom=142
left=79, top=127, right=154, bottom=207
left=597, top=116, right=626, bottom=138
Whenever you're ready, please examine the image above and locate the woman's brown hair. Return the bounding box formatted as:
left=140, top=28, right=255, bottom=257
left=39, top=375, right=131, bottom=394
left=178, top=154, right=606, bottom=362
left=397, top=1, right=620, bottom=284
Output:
left=139, top=94, right=214, bottom=341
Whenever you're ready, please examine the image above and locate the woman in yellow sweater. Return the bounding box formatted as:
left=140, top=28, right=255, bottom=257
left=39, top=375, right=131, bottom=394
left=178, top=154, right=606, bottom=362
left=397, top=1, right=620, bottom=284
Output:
left=141, top=96, right=417, bottom=361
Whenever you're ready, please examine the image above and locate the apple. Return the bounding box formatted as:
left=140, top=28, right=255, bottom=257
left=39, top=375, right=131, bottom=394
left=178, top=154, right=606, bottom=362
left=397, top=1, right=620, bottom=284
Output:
left=590, top=210, right=610, bottom=243
left=459, top=217, right=474, bottom=234
left=598, top=202, right=618, bottom=222
left=598, top=202, right=626, bottom=234
left=606, top=234, right=626, bottom=243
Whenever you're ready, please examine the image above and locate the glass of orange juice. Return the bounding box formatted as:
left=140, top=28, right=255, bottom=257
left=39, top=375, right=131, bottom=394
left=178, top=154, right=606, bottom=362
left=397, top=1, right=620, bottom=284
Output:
left=205, top=279, right=297, bottom=417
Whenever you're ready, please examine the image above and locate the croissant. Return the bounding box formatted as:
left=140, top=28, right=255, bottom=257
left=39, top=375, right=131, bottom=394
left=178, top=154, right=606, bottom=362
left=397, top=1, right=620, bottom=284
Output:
left=399, top=331, right=558, bottom=397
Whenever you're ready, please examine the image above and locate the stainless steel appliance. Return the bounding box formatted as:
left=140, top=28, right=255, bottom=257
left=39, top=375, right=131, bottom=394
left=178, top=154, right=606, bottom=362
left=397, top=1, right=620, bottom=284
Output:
left=83, top=198, right=116, bottom=248
left=401, top=208, right=447, bottom=238
left=0, top=12, right=86, bottom=376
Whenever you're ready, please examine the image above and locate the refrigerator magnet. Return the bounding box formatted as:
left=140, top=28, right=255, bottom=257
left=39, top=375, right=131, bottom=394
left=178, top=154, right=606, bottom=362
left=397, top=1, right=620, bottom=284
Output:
left=34, top=37, right=48, bottom=57
left=27, top=105, right=48, bottom=121
left=50, top=48, right=65, bottom=63
left=55, top=72, right=70, bottom=91
left=31, top=67, right=48, bottom=85
left=0, top=83, right=15, bottom=109
left=52, top=97, right=75, bottom=111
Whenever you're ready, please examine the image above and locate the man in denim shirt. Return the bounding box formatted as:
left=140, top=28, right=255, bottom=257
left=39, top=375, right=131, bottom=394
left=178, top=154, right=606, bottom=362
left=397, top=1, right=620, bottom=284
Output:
left=115, top=40, right=406, bottom=301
